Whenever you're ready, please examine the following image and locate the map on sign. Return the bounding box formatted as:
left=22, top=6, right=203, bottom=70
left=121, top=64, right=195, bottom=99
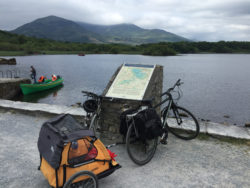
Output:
left=106, top=64, right=155, bottom=100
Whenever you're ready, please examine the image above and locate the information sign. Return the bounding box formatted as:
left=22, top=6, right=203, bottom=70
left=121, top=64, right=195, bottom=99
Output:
left=106, top=64, right=155, bottom=100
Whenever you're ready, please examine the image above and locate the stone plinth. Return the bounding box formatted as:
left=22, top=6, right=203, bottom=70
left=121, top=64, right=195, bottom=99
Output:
left=100, top=64, right=163, bottom=137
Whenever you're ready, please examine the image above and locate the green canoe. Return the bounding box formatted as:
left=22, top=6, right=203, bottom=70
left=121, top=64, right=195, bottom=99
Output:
left=20, top=78, right=64, bottom=95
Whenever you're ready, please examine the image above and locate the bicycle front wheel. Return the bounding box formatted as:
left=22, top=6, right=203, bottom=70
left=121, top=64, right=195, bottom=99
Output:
left=63, top=170, right=98, bottom=188
left=165, top=106, right=200, bottom=140
left=126, top=124, right=158, bottom=165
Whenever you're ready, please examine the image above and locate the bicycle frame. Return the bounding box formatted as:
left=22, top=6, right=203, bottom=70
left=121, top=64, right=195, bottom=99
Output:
left=161, top=100, right=183, bottom=130
left=124, top=79, right=199, bottom=165
left=151, top=83, right=183, bottom=141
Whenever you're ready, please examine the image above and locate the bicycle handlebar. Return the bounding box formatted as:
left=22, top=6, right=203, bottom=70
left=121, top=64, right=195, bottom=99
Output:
left=161, top=79, right=183, bottom=97
left=82, top=90, right=99, bottom=99
left=169, top=79, right=182, bottom=91
left=82, top=90, right=116, bottom=102
left=173, top=79, right=181, bottom=88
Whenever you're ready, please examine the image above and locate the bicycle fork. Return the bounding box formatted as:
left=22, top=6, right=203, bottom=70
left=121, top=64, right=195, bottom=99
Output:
left=160, top=116, right=169, bottom=145
left=160, top=103, right=172, bottom=145
left=173, top=106, right=183, bottom=125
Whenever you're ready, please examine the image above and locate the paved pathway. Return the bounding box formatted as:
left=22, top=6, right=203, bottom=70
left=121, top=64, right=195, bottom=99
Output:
left=0, top=110, right=249, bottom=188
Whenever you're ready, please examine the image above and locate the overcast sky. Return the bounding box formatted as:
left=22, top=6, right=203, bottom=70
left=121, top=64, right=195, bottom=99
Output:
left=0, top=0, right=249, bottom=41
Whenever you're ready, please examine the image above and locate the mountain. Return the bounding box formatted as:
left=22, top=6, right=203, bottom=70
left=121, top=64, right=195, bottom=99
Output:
left=77, top=22, right=188, bottom=43
left=11, top=15, right=189, bottom=44
left=11, top=16, right=104, bottom=43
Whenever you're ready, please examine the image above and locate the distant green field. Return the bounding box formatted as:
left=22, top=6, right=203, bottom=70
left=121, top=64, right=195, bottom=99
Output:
left=0, top=51, right=27, bottom=56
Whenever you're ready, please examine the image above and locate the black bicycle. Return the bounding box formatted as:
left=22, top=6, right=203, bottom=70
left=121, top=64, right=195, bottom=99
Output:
left=125, top=79, right=200, bottom=165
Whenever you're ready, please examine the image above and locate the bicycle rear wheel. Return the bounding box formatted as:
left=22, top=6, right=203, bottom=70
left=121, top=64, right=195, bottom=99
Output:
left=165, top=106, right=200, bottom=140
left=126, top=124, right=158, bottom=165
left=63, top=170, right=98, bottom=188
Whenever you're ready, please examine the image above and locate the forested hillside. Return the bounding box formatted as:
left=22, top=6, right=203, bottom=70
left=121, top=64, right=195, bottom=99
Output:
left=1, top=30, right=250, bottom=56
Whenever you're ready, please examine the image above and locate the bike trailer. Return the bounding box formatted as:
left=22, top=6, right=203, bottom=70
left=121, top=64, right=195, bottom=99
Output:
left=37, top=114, right=121, bottom=188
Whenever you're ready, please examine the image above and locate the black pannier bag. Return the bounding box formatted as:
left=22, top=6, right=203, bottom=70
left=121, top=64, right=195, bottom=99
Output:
left=120, top=108, right=164, bottom=140
left=120, top=108, right=139, bottom=136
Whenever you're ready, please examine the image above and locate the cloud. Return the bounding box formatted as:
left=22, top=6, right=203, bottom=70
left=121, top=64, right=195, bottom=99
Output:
left=0, top=0, right=249, bottom=41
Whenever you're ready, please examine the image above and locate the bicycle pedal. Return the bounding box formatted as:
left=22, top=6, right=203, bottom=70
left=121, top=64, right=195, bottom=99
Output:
left=160, top=139, right=168, bottom=145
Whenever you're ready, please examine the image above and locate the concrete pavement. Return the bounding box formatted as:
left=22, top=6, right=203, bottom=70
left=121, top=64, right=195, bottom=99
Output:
left=0, top=109, right=249, bottom=188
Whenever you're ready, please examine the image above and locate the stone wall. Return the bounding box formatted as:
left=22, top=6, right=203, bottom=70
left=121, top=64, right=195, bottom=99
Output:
left=100, top=65, right=163, bottom=137
left=0, top=78, right=31, bottom=99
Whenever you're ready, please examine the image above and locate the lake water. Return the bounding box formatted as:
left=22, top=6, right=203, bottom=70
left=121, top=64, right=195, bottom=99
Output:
left=1, top=54, right=250, bottom=126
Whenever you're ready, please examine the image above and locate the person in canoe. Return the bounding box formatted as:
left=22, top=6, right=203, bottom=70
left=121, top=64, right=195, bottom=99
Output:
left=30, top=66, right=37, bottom=83
left=52, top=74, right=57, bottom=81
left=38, top=76, right=46, bottom=83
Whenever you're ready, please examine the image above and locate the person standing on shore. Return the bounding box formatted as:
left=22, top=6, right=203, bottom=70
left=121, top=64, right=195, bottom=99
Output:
left=30, top=66, right=37, bottom=83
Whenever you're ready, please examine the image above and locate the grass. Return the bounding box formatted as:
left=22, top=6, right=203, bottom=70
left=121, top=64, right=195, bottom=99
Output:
left=0, top=51, right=27, bottom=56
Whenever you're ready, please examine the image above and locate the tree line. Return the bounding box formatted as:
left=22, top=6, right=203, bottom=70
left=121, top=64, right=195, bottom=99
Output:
left=0, top=30, right=250, bottom=56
